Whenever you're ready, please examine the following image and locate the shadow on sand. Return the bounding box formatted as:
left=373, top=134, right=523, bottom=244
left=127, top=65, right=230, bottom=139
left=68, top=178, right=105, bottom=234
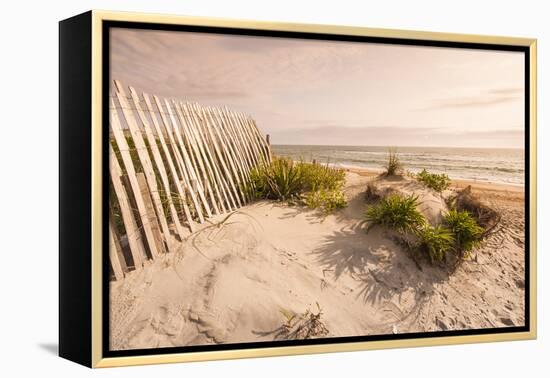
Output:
left=311, top=220, right=448, bottom=310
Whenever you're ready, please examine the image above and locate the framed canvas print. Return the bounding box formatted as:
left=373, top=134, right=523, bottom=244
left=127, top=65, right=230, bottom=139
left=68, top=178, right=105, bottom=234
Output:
left=59, top=10, right=537, bottom=368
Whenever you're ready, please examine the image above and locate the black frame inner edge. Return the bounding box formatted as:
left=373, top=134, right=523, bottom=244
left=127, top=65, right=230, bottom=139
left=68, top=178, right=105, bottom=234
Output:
left=101, top=20, right=531, bottom=359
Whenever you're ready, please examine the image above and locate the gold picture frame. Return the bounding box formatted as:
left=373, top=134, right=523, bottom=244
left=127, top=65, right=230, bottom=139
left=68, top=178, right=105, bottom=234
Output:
left=59, top=10, right=537, bottom=368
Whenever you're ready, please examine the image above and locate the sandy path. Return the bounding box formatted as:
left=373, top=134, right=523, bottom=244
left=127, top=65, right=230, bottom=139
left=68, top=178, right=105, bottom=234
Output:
left=110, top=172, right=525, bottom=350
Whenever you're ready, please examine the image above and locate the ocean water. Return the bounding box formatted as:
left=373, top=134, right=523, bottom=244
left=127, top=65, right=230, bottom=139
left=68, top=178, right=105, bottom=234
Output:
left=272, top=145, right=525, bottom=186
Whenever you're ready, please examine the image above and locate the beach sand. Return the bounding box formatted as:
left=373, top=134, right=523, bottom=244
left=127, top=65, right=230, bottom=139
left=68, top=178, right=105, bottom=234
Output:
left=109, top=169, right=525, bottom=350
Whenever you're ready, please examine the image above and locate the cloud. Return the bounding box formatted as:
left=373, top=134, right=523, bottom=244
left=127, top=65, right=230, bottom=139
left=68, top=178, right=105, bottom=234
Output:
left=487, top=87, right=524, bottom=95
left=424, top=87, right=524, bottom=110
left=110, top=28, right=361, bottom=99
left=435, top=96, right=519, bottom=108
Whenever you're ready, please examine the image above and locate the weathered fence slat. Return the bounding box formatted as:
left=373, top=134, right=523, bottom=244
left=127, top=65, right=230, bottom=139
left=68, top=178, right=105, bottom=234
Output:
left=190, top=105, right=235, bottom=212
left=209, top=107, right=249, bottom=203
left=164, top=98, right=211, bottom=220
left=128, top=86, right=186, bottom=241
left=174, top=101, right=221, bottom=216
left=109, top=144, right=145, bottom=269
left=109, top=219, right=126, bottom=280
left=136, top=172, right=166, bottom=255
left=109, top=99, right=161, bottom=259
left=181, top=103, right=228, bottom=214
left=150, top=94, right=197, bottom=231
left=198, top=106, right=239, bottom=209
left=142, top=93, right=192, bottom=234
left=201, top=105, right=243, bottom=208
left=215, top=107, right=252, bottom=193
left=114, top=82, right=171, bottom=252
left=224, top=108, right=258, bottom=171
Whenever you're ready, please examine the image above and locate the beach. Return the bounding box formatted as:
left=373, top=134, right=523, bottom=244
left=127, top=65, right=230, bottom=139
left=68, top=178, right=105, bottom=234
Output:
left=109, top=167, right=525, bottom=350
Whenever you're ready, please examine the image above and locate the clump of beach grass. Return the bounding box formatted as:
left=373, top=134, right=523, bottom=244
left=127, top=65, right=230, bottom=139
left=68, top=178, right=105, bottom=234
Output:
left=447, top=185, right=501, bottom=236
left=248, top=157, right=347, bottom=213
left=443, top=209, right=484, bottom=258
left=365, top=194, right=425, bottom=234
left=300, top=161, right=346, bottom=192
left=416, top=225, right=455, bottom=264
left=383, top=149, right=403, bottom=176
left=249, top=158, right=303, bottom=201
left=416, top=169, right=451, bottom=193
left=304, top=187, right=347, bottom=214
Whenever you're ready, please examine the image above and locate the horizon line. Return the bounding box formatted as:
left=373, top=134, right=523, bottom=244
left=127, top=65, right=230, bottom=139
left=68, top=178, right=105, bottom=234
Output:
left=270, top=143, right=525, bottom=150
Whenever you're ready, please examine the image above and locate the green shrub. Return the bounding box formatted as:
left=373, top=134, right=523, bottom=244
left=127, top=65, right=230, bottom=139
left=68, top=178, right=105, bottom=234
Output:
left=248, top=158, right=346, bottom=213
left=249, top=158, right=303, bottom=200
left=384, top=149, right=403, bottom=176
left=365, top=194, right=425, bottom=234
left=300, top=162, right=346, bottom=192
left=444, top=209, right=484, bottom=256
left=417, top=225, right=455, bottom=264
left=416, top=169, right=451, bottom=192
left=304, top=188, right=347, bottom=214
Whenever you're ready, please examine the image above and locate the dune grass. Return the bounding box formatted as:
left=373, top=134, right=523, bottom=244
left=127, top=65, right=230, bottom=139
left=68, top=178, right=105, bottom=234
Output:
left=416, top=169, right=451, bottom=192
left=383, top=149, right=403, bottom=176
left=365, top=194, right=425, bottom=234
left=416, top=225, right=455, bottom=263
left=248, top=157, right=347, bottom=213
left=304, top=187, right=347, bottom=213
left=249, top=158, right=303, bottom=201
left=444, top=209, right=484, bottom=257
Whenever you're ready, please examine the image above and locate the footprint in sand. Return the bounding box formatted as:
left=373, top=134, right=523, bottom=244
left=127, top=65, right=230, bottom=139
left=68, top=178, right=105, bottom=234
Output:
left=499, top=317, right=516, bottom=327
left=150, top=305, right=185, bottom=337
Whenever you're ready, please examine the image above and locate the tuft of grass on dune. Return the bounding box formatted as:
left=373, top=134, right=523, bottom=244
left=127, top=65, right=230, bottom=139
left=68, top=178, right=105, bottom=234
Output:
left=247, top=157, right=347, bottom=213
left=249, top=158, right=303, bottom=201
left=416, top=169, right=451, bottom=193
left=416, top=224, right=455, bottom=264
left=443, top=209, right=484, bottom=258
left=365, top=193, right=425, bottom=234
left=304, top=187, right=347, bottom=213
left=383, top=148, right=403, bottom=176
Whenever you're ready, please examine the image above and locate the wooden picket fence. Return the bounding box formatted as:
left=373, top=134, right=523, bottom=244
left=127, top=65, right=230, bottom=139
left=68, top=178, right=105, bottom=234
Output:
left=108, top=80, right=271, bottom=281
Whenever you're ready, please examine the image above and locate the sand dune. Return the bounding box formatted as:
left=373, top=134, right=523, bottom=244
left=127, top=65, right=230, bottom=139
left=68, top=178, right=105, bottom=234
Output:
left=110, top=171, right=525, bottom=350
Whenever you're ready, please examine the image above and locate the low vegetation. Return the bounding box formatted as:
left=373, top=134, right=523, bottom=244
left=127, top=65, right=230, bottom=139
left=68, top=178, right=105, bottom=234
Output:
left=365, top=194, right=425, bottom=234
left=249, top=158, right=303, bottom=201
left=416, top=225, right=455, bottom=264
left=365, top=182, right=382, bottom=202
left=383, top=149, right=403, bottom=176
left=444, top=209, right=484, bottom=257
left=304, top=187, right=347, bottom=214
left=448, top=185, right=501, bottom=236
left=366, top=194, right=484, bottom=265
left=278, top=303, right=329, bottom=340
left=416, top=169, right=451, bottom=192
left=248, top=157, right=347, bottom=213
left=365, top=153, right=493, bottom=267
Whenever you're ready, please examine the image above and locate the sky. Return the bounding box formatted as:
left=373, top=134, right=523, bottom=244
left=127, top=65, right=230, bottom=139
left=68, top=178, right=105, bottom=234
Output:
left=110, top=28, right=525, bottom=148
